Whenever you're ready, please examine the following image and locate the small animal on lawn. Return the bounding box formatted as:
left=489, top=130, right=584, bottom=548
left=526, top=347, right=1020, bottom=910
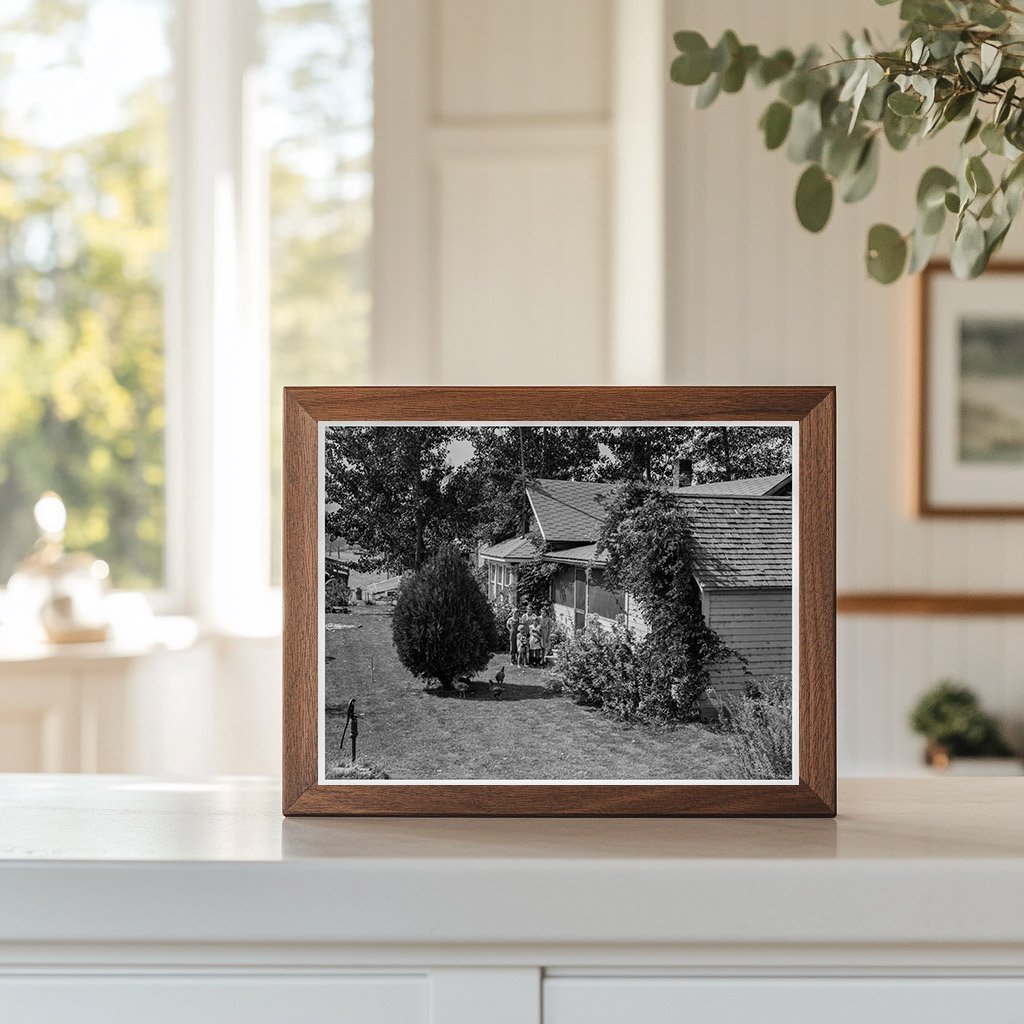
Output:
left=454, top=678, right=472, bottom=698
left=494, top=665, right=506, bottom=686
left=490, top=678, right=504, bottom=700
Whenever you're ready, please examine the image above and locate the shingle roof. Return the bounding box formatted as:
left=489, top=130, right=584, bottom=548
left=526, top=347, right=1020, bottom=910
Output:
left=543, top=542, right=607, bottom=566
left=479, top=536, right=539, bottom=561
left=526, top=479, right=614, bottom=544
left=669, top=473, right=791, bottom=496
left=673, top=494, right=792, bottom=589
left=524, top=477, right=793, bottom=590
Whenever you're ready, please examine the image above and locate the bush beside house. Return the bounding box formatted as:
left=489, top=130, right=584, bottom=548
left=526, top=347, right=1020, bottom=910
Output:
left=392, top=546, right=499, bottom=690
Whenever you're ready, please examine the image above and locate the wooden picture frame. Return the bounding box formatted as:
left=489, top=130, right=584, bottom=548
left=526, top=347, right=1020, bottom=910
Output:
left=283, top=387, right=836, bottom=817
left=916, top=260, right=1024, bottom=517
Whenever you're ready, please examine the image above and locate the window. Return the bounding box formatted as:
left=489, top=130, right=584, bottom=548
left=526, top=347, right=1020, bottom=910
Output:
left=0, top=0, right=374, bottom=618
left=0, top=0, right=172, bottom=589
left=262, top=0, right=372, bottom=581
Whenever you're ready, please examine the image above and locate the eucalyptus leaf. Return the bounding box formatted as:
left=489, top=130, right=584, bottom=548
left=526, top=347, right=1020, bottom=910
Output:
left=908, top=221, right=942, bottom=273
left=981, top=122, right=1005, bottom=155
left=917, top=166, right=957, bottom=210
left=888, top=90, right=921, bottom=115
left=866, top=223, right=908, bottom=283
left=842, top=137, right=880, bottom=203
left=962, top=115, right=983, bottom=145
left=760, top=101, right=793, bottom=150
left=754, top=49, right=795, bottom=87
left=694, top=73, right=721, bottom=109
left=967, top=154, right=995, bottom=195
left=787, top=101, right=823, bottom=162
left=952, top=212, right=987, bottom=278
left=795, top=164, right=834, bottom=232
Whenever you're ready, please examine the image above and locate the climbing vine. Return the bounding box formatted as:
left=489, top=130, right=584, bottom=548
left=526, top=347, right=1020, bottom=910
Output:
left=599, top=482, right=726, bottom=714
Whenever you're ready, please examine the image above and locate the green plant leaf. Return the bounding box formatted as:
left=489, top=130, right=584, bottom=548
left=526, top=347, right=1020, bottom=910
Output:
left=944, top=190, right=960, bottom=213
left=908, top=221, right=942, bottom=273
left=795, top=164, right=834, bottom=232
left=760, top=101, right=793, bottom=150
left=754, top=49, right=795, bottom=87
left=917, top=166, right=957, bottom=210
left=671, top=32, right=713, bottom=86
left=888, top=90, right=921, bottom=115
left=967, top=154, right=995, bottom=196
left=779, top=74, right=807, bottom=106
left=721, top=44, right=759, bottom=93
left=970, top=2, right=1009, bottom=29
left=981, top=122, right=1005, bottom=155
left=962, top=115, right=983, bottom=145
left=951, top=212, right=986, bottom=278
left=694, top=73, right=721, bottom=109
left=842, top=137, right=880, bottom=203
left=866, top=223, right=907, bottom=283
left=787, top=101, right=823, bottom=162
left=710, top=30, right=740, bottom=73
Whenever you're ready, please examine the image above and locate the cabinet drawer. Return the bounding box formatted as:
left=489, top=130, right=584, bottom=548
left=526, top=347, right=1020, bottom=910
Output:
left=0, top=974, right=427, bottom=1024
left=544, top=977, right=1024, bottom=1024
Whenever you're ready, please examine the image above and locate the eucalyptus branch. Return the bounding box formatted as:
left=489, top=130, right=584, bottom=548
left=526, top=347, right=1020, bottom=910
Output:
left=670, top=0, right=1024, bottom=283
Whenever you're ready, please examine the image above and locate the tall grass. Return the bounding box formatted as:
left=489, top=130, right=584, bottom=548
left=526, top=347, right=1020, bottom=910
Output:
left=722, top=678, right=793, bottom=780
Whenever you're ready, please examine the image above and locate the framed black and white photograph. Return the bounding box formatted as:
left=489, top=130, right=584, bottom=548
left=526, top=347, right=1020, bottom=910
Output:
left=917, top=262, right=1024, bottom=517
left=283, top=387, right=835, bottom=816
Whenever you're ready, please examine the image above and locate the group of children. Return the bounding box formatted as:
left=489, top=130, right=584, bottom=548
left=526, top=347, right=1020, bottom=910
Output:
left=505, top=604, right=555, bottom=667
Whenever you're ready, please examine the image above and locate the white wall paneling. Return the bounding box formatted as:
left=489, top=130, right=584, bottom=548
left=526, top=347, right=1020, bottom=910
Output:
left=373, top=0, right=667, bottom=386
left=664, top=0, right=1024, bottom=774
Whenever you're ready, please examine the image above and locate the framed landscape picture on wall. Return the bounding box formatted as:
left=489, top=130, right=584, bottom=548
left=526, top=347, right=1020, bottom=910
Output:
left=917, top=262, right=1024, bottom=516
left=282, top=387, right=836, bottom=817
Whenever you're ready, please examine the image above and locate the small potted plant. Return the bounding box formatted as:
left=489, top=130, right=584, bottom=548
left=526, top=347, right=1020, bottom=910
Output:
left=910, top=680, right=1019, bottom=773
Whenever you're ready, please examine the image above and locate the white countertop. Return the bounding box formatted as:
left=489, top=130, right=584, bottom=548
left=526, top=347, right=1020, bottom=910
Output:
left=2, top=775, right=1022, bottom=951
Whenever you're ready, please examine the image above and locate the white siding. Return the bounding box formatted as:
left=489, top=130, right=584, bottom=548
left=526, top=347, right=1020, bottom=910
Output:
left=704, top=588, right=792, bottom=694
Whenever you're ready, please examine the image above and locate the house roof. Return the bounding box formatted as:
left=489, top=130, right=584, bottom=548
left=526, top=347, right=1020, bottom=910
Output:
left=673, top=494, right=792, bottom=589
left=668, top=472, right=791, bottom=496
left=523, top=477, right=792, bottom=590
left=526, top=478, right=614, bottom=544
left=479, top=536, right=540, bottom=561
left=543, top=542, right=607, bottom=567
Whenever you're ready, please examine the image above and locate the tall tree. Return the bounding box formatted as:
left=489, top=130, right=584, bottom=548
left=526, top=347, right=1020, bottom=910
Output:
left=595, top=426, right=791, bottom=485
left=324, top=426, right=463, bottom=573
left=462, top=426, right=602, bottom=542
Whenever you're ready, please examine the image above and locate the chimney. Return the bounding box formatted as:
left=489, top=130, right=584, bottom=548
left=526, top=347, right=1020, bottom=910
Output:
left=672, top=458, right=693, bottom=488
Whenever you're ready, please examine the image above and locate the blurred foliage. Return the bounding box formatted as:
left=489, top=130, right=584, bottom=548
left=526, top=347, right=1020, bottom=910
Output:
left=909, top=678, right=1014, bottom=756
left=671, top=0, right=1024, bottom=282
left=0, top=0, right=373, bottom=589
left=265, top=0, right=372, bottom=581
left=0, top=0, right=169, bottom=587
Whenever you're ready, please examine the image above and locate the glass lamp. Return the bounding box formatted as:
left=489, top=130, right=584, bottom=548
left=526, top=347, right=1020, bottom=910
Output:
left=5, top=493, right=111, bottom=644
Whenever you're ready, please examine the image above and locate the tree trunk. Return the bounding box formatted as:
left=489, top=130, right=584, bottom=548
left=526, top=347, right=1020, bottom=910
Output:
left=411, top=430, right=425, bottom=568
left=720, top=426, right=733, bottom=480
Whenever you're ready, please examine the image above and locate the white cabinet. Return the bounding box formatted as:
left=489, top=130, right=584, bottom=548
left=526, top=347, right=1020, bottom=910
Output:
left=0, top=975, right=428, bottom=1024
left=1, top=777, right=1022, bottom=1024
left=545, top=977, right=1024, bottom=1024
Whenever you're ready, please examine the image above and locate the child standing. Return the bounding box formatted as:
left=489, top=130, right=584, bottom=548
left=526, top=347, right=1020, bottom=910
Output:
left=506, top=608, right=520, bottom=662
left=528, top=619, right=542, bottom=666
left=517, top=618, right=530, bottom=667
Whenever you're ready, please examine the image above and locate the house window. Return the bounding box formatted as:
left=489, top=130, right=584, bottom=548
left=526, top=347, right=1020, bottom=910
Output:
left=587, top=569, right=625, bottom=621
left=0, top=0, right=173, bottom=589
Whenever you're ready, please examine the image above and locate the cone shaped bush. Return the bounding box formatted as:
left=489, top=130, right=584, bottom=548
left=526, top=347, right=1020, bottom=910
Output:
left=391, top=545, right=496, bottom=690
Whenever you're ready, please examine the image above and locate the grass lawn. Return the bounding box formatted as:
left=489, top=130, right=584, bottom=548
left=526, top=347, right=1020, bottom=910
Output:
left=324, top=608, right=747, bottom=781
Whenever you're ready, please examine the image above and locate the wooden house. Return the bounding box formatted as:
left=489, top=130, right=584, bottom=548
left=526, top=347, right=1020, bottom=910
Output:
left=479, top=474, right=793, bottom=693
